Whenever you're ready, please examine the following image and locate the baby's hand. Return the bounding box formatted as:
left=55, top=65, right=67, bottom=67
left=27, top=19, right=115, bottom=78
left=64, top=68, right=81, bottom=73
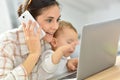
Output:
left=60, top=41, right=78, bottom=57
left=66, top=58, right=78, bottom=72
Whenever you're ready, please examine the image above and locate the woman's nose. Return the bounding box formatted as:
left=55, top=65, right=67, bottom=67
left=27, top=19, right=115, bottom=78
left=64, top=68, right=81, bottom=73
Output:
left=52, top=22, right=59, bottom=30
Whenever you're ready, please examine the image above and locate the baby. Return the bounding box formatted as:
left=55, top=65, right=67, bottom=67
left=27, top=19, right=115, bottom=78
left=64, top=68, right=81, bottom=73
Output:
left=39, top=20, right=78, bottom=79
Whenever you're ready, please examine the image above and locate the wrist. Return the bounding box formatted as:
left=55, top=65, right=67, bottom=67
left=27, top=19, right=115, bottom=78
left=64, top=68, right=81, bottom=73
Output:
left=22, top=53, right=41, bottom=75
left=29, top=50, right=41, bottom=55
left=57, top=47, right=64, bottom=56
left=28, top=53, right=40, bottom=58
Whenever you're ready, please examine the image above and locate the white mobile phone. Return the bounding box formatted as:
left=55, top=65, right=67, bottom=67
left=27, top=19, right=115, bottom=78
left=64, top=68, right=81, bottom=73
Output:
left=18, top=10, right=46, bottom=39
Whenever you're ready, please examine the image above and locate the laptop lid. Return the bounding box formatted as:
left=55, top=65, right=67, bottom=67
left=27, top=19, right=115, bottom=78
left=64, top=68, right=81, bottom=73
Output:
left=77, top=19, right=120, bottom=80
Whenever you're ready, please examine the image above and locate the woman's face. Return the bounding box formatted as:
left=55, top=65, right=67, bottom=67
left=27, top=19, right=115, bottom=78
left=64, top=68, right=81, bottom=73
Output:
left=36, top=5, right=60, bottom=42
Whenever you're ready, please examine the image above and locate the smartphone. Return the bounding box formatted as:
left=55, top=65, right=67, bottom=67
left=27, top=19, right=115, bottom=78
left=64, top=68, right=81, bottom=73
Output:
left=18, top=10, right=46, bottom=39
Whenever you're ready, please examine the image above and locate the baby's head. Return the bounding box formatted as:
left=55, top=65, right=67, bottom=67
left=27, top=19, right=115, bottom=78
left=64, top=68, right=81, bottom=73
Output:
left=51, top=20, right=78, bottom=56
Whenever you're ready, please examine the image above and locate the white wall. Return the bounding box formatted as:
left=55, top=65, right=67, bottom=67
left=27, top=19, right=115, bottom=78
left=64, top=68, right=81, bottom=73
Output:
left=58, top=0, right=87, bottom=35
left=0, top=0, right=12, bottom=34
left=58, top=1, right=120, bottom=35
left=60, top=7, right=87, bottom=35
left=1, top=0, right=120, bottom=36
left=0, top=0, right=20, bottom=34
left=87, top=3, right=120, bottom=24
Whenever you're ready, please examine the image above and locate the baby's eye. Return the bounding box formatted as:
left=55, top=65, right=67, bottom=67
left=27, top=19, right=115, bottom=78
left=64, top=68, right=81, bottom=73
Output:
left=67, top=41, right=72, bottom=44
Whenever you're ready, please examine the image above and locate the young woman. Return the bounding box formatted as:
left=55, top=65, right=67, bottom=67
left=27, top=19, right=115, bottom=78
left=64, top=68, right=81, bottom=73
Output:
left=0, top=0, right=78, bottom=80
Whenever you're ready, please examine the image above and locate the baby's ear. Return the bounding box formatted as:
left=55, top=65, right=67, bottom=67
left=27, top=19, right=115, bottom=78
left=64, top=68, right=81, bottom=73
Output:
left=50, top=38, right=57, bottom=48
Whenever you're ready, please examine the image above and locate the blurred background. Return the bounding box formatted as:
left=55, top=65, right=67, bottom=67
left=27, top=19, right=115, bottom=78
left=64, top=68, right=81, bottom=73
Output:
left=0, top=0, right=120, bottom=56
left=1, top=0, right=120, bottom=34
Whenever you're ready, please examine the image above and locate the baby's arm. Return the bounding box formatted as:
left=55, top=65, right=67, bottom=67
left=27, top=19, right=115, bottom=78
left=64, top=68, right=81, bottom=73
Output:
left=41, top=42, right=77, bottom=73
left=52, top=47, right=65, bottom=64
left=52, top=41, right=78, bottom=64
left=41, top=45, right=72, bottom=73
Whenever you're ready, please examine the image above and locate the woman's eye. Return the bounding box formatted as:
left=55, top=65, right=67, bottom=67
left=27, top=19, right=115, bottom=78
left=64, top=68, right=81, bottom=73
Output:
left=57, top=18, right=60, bottom=22
left=46, top=19, right=52, bottom=23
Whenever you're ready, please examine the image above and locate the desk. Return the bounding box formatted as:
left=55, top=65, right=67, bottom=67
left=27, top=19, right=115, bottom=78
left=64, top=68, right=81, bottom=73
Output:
left=85, top=56, right=120, bottom=80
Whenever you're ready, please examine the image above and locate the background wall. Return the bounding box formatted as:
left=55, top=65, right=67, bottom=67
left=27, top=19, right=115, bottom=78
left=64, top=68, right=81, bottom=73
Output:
left=0, top=0, right=11, bottom=34
left=58, top=0, right=120, bottom=35
left=1, top=0, right=120, bottom=35
left=87, top=3, right=120, bottom=24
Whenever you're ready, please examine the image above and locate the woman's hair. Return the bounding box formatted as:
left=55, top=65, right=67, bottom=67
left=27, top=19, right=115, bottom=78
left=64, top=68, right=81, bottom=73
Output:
left=54, top=20, right=78, bottom=38
left=18, top=0, right=59, bottom=19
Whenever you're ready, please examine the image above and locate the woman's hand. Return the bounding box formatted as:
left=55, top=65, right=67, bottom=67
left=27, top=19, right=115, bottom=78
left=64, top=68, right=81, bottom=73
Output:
left=66, top=58, right=78, bottom=72
left=22, top=20, right=43, bottom=75
left=22, top=20, right=41, bottom=55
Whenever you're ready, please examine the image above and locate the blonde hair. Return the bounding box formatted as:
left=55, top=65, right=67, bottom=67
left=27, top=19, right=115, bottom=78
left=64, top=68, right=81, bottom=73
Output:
left=54, top=20, right=77, bottom=37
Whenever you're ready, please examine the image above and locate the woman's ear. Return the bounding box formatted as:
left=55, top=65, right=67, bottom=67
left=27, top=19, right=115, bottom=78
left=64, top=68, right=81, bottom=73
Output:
left=50, top=38, right=57, bottom=48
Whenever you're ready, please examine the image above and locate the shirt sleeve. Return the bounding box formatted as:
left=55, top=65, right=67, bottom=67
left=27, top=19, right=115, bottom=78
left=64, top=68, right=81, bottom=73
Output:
left=0, top=42, right=28, bottom=80
left=41, top=50, right=58, bottom=73
left=0, top=56, right=28, bottom=80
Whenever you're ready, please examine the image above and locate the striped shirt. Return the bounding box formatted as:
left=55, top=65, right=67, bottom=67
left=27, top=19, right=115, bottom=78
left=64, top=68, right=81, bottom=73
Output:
left=0, top=26, right=51, bottom=80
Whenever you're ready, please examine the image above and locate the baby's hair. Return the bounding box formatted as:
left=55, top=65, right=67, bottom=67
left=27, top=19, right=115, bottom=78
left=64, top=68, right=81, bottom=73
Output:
left=54, top=20, right=77, bottom=38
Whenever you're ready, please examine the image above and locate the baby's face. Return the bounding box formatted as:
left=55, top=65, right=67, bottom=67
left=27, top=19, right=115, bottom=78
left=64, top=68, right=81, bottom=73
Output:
left=55, top=28, right=78, bottom=57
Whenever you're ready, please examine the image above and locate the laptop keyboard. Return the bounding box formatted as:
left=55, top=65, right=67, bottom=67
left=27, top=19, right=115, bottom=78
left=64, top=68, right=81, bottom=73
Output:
left=58, top=71, right=77, bottom=80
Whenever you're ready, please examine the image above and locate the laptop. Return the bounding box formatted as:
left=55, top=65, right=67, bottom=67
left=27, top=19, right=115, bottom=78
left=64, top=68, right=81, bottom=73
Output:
left=48, top=18, right=120, bottom=80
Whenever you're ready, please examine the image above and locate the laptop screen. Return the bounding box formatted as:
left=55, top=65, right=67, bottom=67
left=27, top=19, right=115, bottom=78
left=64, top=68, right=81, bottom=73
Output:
left=77, top=19, right=120, bottom=80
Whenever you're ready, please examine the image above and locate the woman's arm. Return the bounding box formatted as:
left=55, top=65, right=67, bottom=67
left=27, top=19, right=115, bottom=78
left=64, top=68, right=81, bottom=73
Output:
left=22, top=21, right=41, bottom=75
left=0, top=21, right=41, bottom=80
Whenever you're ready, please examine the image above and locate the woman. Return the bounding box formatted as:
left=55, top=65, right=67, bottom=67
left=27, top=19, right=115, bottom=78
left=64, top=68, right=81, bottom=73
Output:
left=0, top=0, right=78, bottom=80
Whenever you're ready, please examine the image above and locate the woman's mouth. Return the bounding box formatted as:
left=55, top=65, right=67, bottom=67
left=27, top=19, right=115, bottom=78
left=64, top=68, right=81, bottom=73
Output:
left=46, top=32, right=54, bottom=36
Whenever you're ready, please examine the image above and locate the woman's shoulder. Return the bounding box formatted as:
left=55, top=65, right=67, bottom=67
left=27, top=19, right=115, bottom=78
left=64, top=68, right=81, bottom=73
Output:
left=0, top=25, right=24, bottom=43
left=0, top=26, right=25, bottom=55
